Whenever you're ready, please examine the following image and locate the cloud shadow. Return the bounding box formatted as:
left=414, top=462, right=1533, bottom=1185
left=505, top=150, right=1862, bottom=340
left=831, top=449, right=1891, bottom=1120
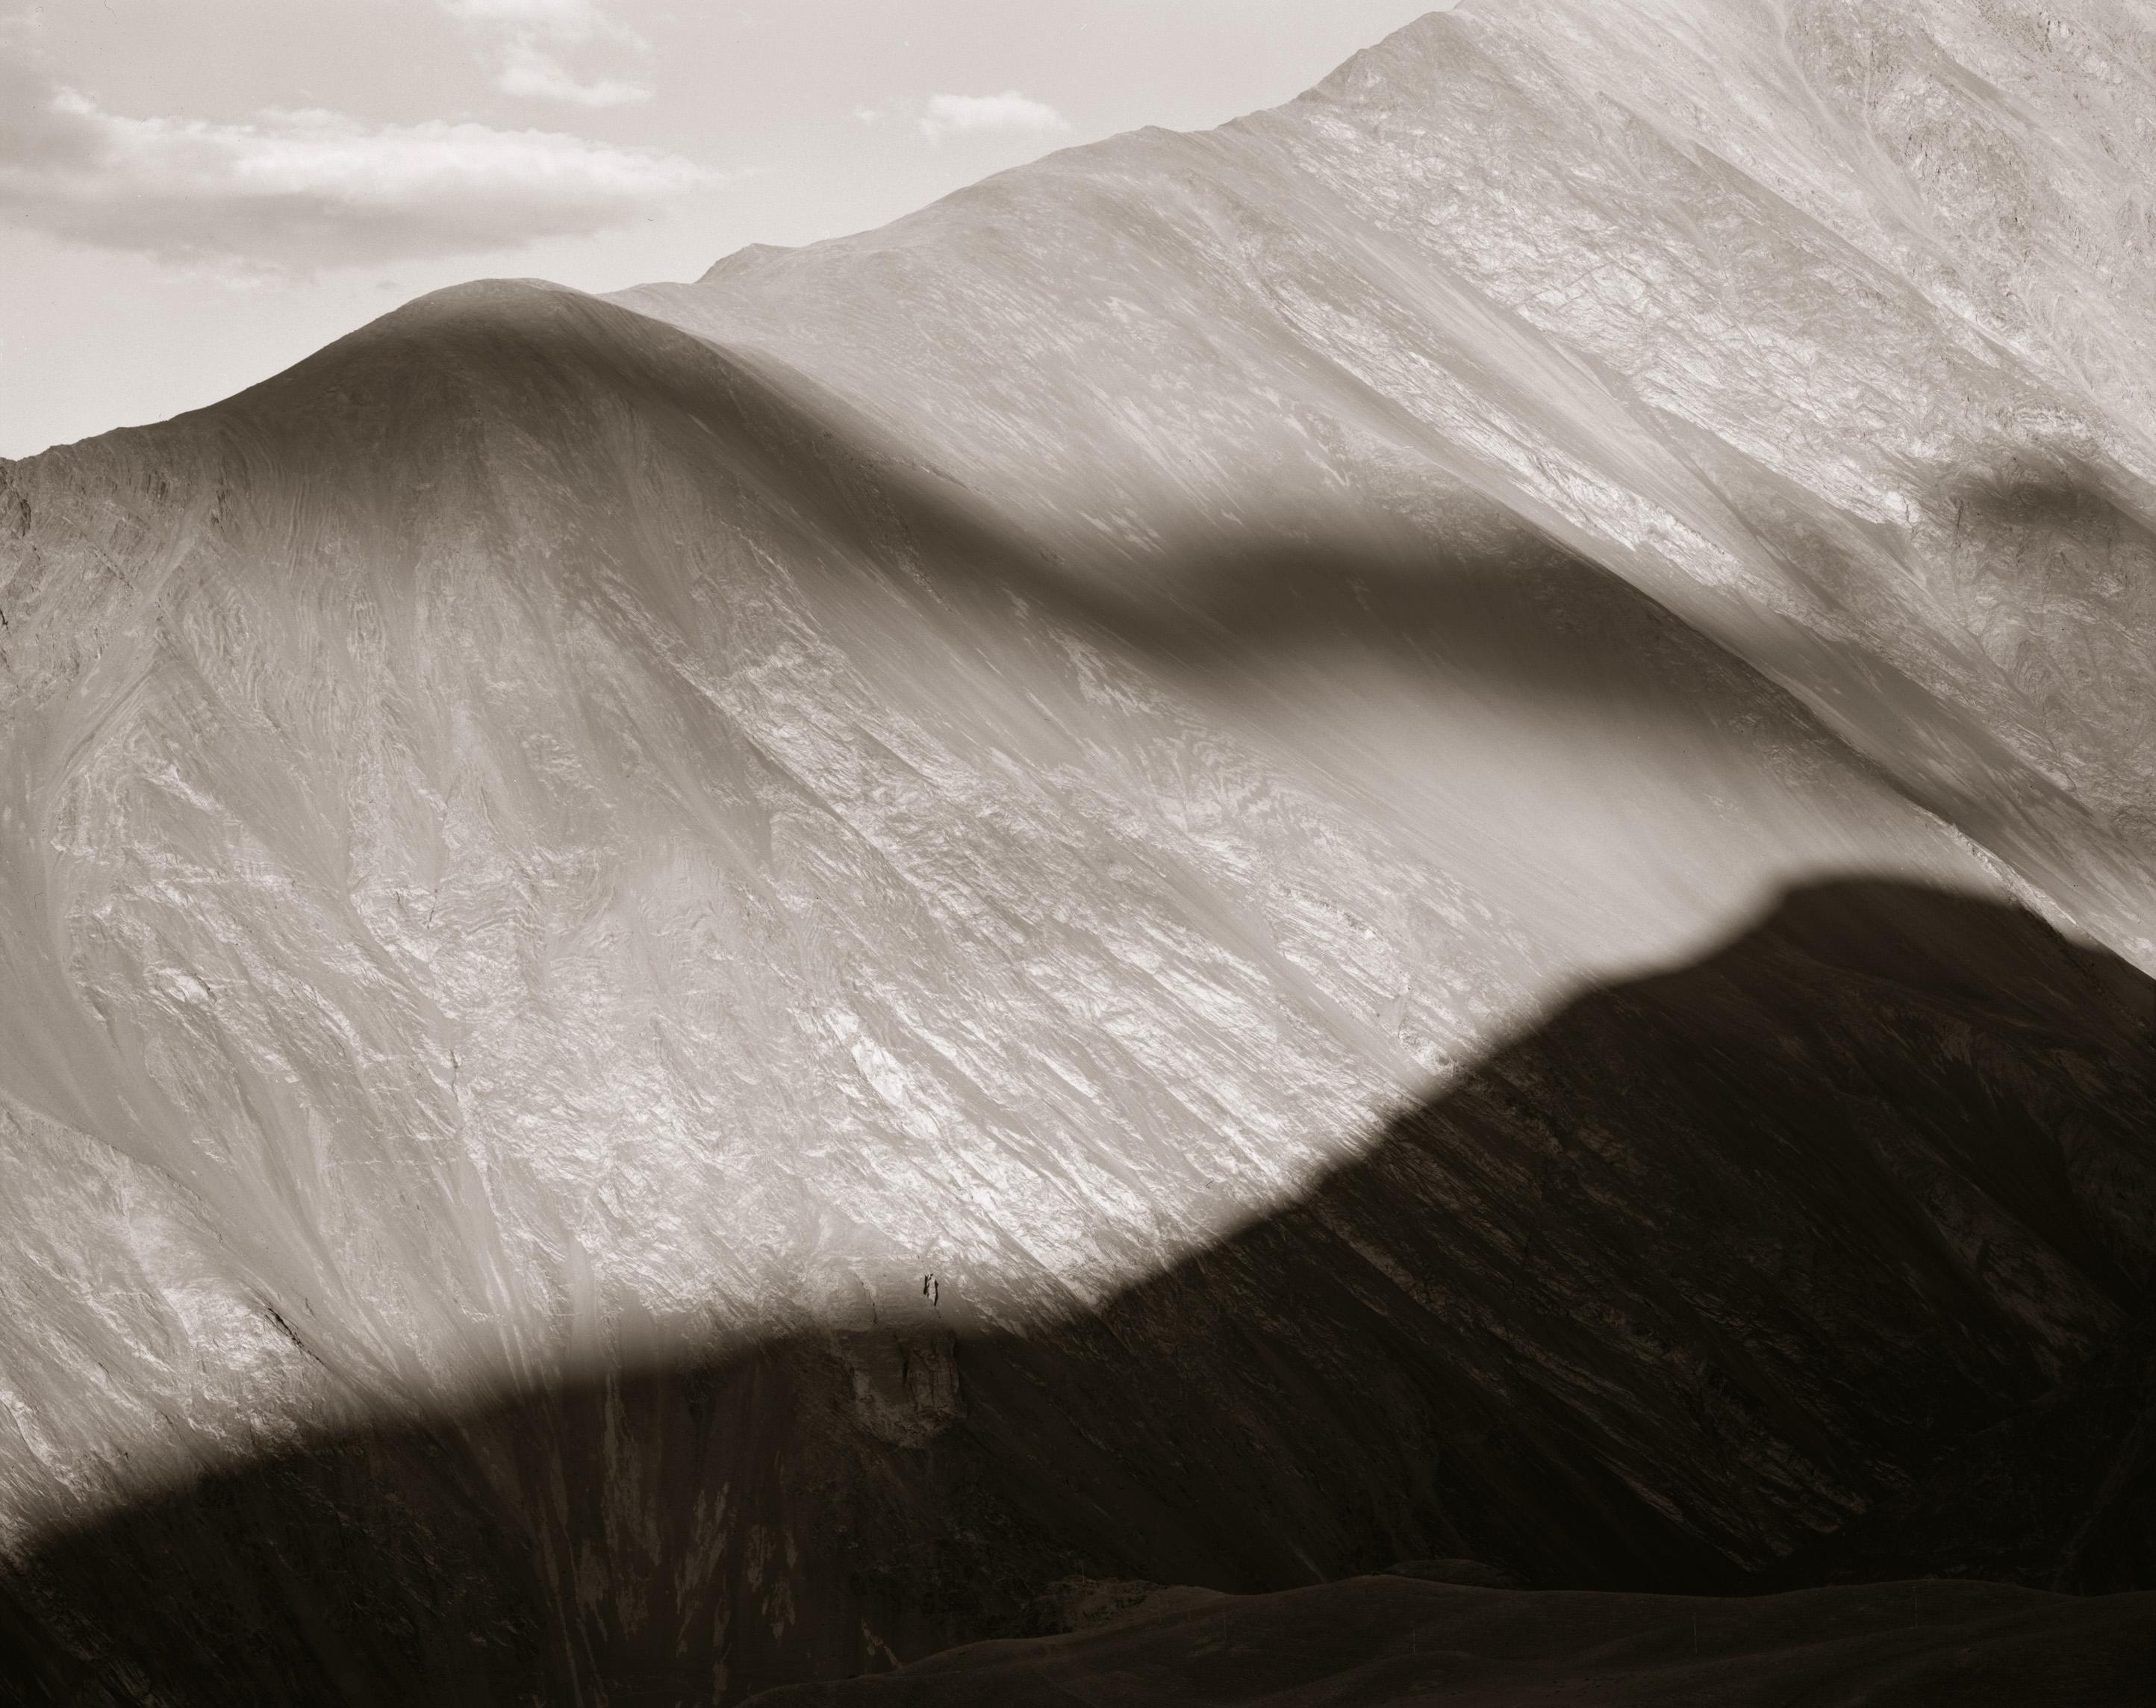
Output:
left=10, top=287, right=2156, bottom=1703
left=1, top=877, right=2152, bottom=1705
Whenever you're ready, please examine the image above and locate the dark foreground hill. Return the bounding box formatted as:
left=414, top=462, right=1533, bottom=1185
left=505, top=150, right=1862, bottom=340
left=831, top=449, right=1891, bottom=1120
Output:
left=3, top=880, right=2152, bottom=1703
left=3, top=1, right=2156, bottom=1702
left=746, top=1576, right=2156, bottom=1708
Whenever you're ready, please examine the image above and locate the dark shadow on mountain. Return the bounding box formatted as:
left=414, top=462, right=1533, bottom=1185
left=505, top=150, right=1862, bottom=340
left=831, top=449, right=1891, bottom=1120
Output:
left=1945, top=461, right=2156, bottom=558
left=744, top=1574, right=2156, bottom=1708
left=707, top=339, right=1781, bottom=724
left=1773, top=1315, right=2156, bottom=1595
left=233, top=282, right=1807, bottom=744
left=1937, top=462, right=2156, bottom=747
left=4, top=878, right=2153, bottom=1705
left=11, top=284, right=2156, bottom=1703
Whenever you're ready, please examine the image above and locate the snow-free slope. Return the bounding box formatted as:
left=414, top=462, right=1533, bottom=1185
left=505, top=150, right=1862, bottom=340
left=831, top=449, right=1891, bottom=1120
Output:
left=1, top=1, right=2155, bottom=1702
left=0, top=283, right=2007, bottom=1556
left=6, top=881, right=2153, bottom=1701
left=744, top=1575, right=2156, bottom=1708
left=624, top=0, right=2156, bottom=967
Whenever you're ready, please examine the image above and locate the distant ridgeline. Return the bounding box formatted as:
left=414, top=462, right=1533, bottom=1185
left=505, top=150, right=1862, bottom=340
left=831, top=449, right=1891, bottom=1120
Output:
left=3, top=0, right=2155, bottom=1702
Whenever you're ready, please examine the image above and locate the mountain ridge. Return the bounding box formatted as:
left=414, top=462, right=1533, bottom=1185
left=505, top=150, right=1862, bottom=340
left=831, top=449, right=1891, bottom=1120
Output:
left=2, top=1, right=2155, bottom=1701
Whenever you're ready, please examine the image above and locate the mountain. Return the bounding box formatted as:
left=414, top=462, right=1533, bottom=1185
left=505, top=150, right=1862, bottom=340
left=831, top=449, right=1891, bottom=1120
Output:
left=745, top=1574, right=2156, bottom=1708
left=623, top=0, right=2156, bottom=967
left=1, top=1, right=2152, bottom=1702
left=5, top=878, right=2154, bottom=1703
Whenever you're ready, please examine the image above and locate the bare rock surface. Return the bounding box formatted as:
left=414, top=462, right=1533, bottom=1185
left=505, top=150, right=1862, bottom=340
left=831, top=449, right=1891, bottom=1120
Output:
left=742, top=1575, right=2156, bottom=1707
left=0, top=1, right=2154, bottom=1702
left=624, top=0, right=2156, bottom=965
left=1, top=881, right=2149, bottom=1702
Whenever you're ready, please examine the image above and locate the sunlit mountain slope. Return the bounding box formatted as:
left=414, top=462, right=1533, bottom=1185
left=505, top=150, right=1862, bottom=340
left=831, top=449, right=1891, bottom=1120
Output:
left=1, top=1, right=2153, bottom=1702
left=0, top=275, right=2016, bottom=1546
left=5, top=879, right=2152, bottom=1701
left=625, top=0, right=2156, bottom=967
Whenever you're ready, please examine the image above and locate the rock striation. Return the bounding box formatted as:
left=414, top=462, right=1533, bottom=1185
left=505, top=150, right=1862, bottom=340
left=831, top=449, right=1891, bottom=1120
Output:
left=744, top=1574, right=2156, bottom=1708
left=1, top=1, right=2154, bottom=1702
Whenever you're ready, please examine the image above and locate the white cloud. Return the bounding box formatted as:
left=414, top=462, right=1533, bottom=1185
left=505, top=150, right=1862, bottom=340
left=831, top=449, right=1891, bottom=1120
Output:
left=917, top=91, right=1071, bottom=143
left=0, top=46, right=705, bottom=272
left=496, top=40, right=649, bottom=107
left=439, top=0, right=649, bottom=105
left=440, top=0, right=636, bottom=48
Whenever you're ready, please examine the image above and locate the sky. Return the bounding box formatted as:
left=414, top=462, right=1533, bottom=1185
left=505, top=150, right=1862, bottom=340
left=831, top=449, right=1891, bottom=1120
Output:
left=0, top=0, right=1453, bottom=459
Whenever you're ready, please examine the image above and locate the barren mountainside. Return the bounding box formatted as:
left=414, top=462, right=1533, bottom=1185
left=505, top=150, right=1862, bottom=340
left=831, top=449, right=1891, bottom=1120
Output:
left=1, top=1, right=2154, bottom=1702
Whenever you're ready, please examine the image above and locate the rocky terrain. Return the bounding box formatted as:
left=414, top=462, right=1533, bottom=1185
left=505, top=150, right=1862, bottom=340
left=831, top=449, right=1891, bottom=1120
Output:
left=1, top=1, right=2153, bottom=1702
left=747, top=1574, right=2156, bottom=1707
left=4, top=877, right=2154, bottom=1703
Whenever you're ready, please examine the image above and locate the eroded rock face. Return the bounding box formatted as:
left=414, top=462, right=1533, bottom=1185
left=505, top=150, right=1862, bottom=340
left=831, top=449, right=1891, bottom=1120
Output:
left=0, top=252, right=2001, bottom=1562
left=1, top=1, right=2154, bottom=1703
left=839, top=1327, right=962, bottom=1449
left=3, top=881, right=2150, bottom=1704
left=741, top=1574, right=2156, bottom=1708
left=624, top=0, right=2156, bottom=964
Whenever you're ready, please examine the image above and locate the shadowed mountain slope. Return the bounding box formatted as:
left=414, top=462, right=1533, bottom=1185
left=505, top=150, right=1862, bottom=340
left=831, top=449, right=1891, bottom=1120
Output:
left=2, top=881, right=2152, bottom=1704
left=745, top=1577, right=2156, bottom=1708
left=0, top=275, right=2016, bottom=1559
left=3, top=2, right=2156, bottom=1703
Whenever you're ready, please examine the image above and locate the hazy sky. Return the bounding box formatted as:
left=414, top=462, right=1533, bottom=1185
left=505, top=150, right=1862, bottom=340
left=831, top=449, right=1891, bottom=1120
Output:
left=1, top=1, right=1451, bottom=458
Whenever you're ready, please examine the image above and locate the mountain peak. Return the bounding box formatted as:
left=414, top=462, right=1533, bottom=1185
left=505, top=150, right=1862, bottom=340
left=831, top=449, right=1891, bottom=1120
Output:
left=5, top=3, right=2156, bottom=1700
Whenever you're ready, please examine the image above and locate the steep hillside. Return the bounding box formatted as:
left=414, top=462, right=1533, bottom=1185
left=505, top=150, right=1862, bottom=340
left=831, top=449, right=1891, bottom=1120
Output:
left=625, top=0, right=2156, bottom=967
left=746, top=1574, right=2156, bottom=1708
left=0, top=275, right=2008, bottom=1557
left=1, top=1, right=2154, bottom=1703
left=3, top=880, right=2152, bottom=1701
